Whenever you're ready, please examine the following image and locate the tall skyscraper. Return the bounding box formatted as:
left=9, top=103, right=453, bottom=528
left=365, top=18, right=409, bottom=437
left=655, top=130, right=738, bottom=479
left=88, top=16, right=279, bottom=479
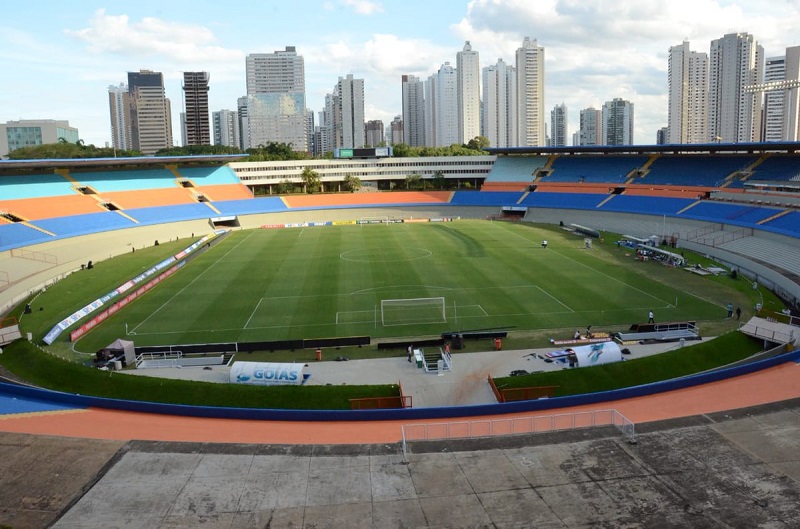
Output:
left=785, top=46, right=800, bottom=142
left=212, top=109, right=239, bottom=148
left=182, top=72, right=211, bottom=146
left=708, top=32, right=764, bottom=143
left=435, top=62, right=458, bottom=147
left=424, top=74, right=437, bottom=147
left=578, top=108, right=602, bottom=146
left=365, top=120, right=385, bottom=147
left=515, top=37, right=545, bottom=147
left=401, top=75, right=425, bottom=146
left=126, top=70, right=173, bottom=155
left=763, top=56, right=786, bottom=142
left=550, top=103, right=567, bottom=147
left=482, top=59, right=516, bottom=148
left=244, top=47, right=307, bottom=151
left=457, top=41, right=481, bottom=144
left=108, top=83, right=131, bottom=151
left=332, top=74, right=365, bottom=149
left=390, top=115, right=403, bottom=145
left=236, top=96, right=248, bottom=150
left=667, top=41, right=708, bottom=144
left=602, top=98, right=634, bottom=145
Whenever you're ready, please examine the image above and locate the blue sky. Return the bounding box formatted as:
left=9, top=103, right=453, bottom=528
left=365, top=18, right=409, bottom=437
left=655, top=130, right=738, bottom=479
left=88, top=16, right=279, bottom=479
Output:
left=2, top=1, right=799, bottom=147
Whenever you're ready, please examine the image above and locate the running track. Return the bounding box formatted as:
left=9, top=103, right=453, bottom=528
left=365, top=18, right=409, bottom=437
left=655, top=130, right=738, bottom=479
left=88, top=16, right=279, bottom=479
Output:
left=1, top=361, right=798, bottom=444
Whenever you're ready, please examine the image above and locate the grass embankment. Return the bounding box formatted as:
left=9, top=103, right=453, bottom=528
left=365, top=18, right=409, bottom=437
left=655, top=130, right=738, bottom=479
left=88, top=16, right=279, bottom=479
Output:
left=493, top=331, right=764, bottom=397
left=0, top=340, right=398, bottom=410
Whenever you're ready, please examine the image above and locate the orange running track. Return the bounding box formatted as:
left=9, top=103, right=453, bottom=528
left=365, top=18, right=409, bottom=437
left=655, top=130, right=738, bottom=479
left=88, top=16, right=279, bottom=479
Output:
left=1, top=361, right=798, bottom=445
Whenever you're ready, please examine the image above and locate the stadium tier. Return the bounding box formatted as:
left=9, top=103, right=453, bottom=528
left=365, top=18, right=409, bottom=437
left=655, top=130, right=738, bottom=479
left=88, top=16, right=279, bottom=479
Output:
left=0, top=222, right=54, bottom=249
left=71, top=168, right=180, bottom=193
left=681, top=202, right=782, bottom=225
left=31, top=211, right=136, bottom=238
left=747, top=154, right=800, bottom=182
left=544, top=155, right=648, bottom=184
left=125, top=203, right=220, bottom=225
left=759, top=210, right=800, bottom=237
left=484, top=155, right=547, bottom=182
left=0, top=173, right=75, bottom=199
left=98, top=188, right=199, bottom=209
left=519, top=191, right=607, bottom=209
left=212, top=197, right=288, bottom=216
left=642, top=154, right=756, bottom=187
left=449, top=190, right=524, bottom=206
left=172, top=165, right=242, bottom=185
left=600, top=195, right=696, bottom=215
left=0, top=194, right=105, bottom=221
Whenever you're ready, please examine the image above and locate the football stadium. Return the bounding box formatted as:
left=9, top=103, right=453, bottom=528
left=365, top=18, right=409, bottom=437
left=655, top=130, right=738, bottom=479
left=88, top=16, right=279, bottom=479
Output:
left=1, top=145, right=800, bottom=526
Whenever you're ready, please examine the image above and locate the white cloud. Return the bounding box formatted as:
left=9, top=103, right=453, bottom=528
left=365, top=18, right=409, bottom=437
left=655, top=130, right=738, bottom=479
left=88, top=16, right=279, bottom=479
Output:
left=340, top=0, right=384, bottom=16
left=65, top=9, right=242, bottom=65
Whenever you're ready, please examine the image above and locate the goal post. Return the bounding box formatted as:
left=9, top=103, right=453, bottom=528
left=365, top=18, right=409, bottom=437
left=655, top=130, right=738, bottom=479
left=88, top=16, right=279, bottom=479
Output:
left=381, top=297, right=446, bottom=326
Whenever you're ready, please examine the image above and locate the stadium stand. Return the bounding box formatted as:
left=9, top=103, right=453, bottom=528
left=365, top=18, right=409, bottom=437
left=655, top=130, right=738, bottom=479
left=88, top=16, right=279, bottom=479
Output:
left=520, top=191, right=607, bottom=209
left=0, top=173, right=75, bottom=199
left=125, top=203, right=219, bottom=225
left=758, top=210, right=800, bottom=238
left=719, top=235, right=800, bottom=277
left=544, top=155, right=648, bottom=184
left=173, top=166, right=242, bottom=185
left=745, top=154, right=800, bottom=182
left=212, top=197, right=288, bottom=216
left=484, top=155, right=547, bottom=182
left=192, top=183, right=254, bottom=201
left=281, top=191, right=452, bottom=209
left=71, top=168, right=179, bottom=193
left=31, top=211, right=136, bottom=238
left=680, top=202, right=783, bottom=225
left=642, top=155, right=755, bottom=186
left=0, top=223, right=54, bottom=251
left=600, top=195, right=696, bottom=215
left=98, top=188, right=199, bottom=209
left=0, top=194, right=105, bottom=221
left=449, top=191, right=524, bottom=206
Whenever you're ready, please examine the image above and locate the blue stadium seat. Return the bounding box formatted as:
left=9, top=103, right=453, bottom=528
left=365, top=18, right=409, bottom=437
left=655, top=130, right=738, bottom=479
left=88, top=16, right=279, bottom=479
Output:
left=72, top=169, right=179, bottom=193
left=449, top=191, right=524, bottom=206
left=0, top=173, right=75, bottom=199
left=213, top=197, right=288, bottom=216
left=485, top=156, right=547, bottom=182
left=176, top=166, right=241, bottom=185
left=545, top=156, right=648, bottom=184
left=601, top=195, right=696, bottom=215
left=31, top=211, right=136, bottom=238
left=0, top=223, right=54, bottom=251
left=643, top=155, right=755, bottom=186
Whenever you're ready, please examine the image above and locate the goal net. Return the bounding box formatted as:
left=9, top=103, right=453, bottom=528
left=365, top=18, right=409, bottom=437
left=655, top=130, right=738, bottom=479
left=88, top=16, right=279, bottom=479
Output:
left=359, top=216, right=389, bottom=225
left=381, top=297, right=446, bottom=326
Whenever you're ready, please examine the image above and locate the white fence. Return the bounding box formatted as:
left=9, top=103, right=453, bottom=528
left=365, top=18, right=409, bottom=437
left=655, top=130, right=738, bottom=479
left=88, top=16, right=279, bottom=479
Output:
left=401, top=409, right=636, bottom=462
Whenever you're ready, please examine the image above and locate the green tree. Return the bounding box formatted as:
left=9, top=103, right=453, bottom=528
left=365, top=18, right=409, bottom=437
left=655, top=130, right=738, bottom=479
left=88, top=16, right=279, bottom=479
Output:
left=275, top=179, right=295, bottom=195
left=301, top=166, right=322, bottom=194
left=405, top=173, right=421, bottom=190
left=343, top=174, right=362, bottom=193
left=432, top=170, right=447, bottom=190
left=466, top=136, right=490, bottom=151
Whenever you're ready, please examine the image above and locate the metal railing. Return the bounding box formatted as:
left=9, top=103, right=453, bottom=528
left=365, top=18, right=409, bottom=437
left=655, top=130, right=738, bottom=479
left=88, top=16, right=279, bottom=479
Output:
left=401, top=409, right=636, bottom=462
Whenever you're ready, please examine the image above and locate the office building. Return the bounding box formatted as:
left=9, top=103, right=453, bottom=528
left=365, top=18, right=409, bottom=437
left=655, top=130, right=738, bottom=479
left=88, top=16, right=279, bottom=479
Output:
left=182, top=72, right=211, bottom=146
left=244, top=47, right=307, bottom=151
left=515, top=37, right=546, bottom=147
left=328, top=74, right=365, bottom=149
left=708, top=32, right=763, bottom=143
left=126, top=70, right=173, bottom=155
left=390, top=115, right=403, bottom=145
left=667, top=41, right=708, bottom=144
left=602, top=98, right=634, bottom=145
left=0, top=119, right=79, bottom=157
left=401, top=75, right=425, bottom=146
left=550, top=103, right=567, bottom=147
left=482, top=59, right=516, bottom=148
left=457, top=41, right=481, bottom=144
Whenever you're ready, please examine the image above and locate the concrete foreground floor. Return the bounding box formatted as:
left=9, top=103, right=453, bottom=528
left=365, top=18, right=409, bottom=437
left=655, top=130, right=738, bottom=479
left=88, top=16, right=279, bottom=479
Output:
left=1, top=398, right=798, bottom=528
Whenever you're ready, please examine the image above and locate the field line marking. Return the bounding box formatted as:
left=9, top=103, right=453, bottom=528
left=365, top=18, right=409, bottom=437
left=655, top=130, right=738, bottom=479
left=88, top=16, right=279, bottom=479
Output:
left=244, top=298, right=264, bottom=329
left=534, top=285, right=574, bottom=312
left=130, top=231, right=256, bottom=334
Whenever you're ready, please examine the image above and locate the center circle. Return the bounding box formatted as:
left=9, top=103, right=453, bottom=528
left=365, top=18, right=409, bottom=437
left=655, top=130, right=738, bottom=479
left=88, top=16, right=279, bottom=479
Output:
left=340, top=247, right=432, bottom=263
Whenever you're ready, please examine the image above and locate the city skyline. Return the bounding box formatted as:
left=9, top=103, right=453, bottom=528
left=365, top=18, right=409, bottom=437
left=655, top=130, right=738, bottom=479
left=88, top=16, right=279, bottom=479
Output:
left=3, top=1, right=800, bottom=148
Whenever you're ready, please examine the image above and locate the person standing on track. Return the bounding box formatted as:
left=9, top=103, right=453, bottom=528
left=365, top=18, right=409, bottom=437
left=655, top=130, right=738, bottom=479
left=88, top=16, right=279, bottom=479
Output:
left=648, top=310, right=655, bottom=323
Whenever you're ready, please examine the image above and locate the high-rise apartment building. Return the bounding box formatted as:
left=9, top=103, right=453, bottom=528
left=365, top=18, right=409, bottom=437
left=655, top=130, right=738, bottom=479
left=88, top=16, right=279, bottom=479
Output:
left=182, top=72, right=211, bottom=146
left=108, top=83, right=131, bottom=151
left=785, top=46, right=800, bottom=141
left=390, top=115, right=403, bottom=145
left=244, top=47, right=307, bottom=151
left=602, top=98, right=634, bottom=145
left=401, top=75, right=425, bottom=146
left=457, top=41, right=481, bottom=144
left=236, top=96, right=248, bottom=151
left=667, top=41, right=708, bottom=144
left=0, top=119, right=79, bottom=158
left=435, top=62, right=458, bottom=147
left=578, top=108, right=602, bottom=146
left=550, top=103, right=567, bottom=147
left=515, top=37, right=545, bottom=147
left=482, top=59, right=516, bottom=148
left=763, top=56, right=786, bottom=142
left=126, top=70, right=173, bottom=155
left=365, top=120, right=384, bottom=147
left=708, top=32, right=763, bottom=143
left=331, top=74, right=365, bottom=149
left=656, top=127, right=669, bottom=145
left=424, top=74, right=437, bottom=147
left=212, top=109, right=239, bottom=148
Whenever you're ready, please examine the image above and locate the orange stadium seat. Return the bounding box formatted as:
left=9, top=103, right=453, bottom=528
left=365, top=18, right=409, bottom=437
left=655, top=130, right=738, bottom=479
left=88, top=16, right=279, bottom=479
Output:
left=0, top=194, right=106, bottom=221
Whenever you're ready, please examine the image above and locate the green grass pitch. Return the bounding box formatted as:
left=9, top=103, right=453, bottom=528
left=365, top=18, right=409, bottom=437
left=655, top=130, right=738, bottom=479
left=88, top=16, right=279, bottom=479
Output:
left=71, top=220, right=727, bottom=351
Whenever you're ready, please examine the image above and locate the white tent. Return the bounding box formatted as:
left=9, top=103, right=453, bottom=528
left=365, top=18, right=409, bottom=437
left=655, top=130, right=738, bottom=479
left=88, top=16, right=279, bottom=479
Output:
left=103, top=338, right=135, bottom=366
left=566, top=341, right=622, bottom=368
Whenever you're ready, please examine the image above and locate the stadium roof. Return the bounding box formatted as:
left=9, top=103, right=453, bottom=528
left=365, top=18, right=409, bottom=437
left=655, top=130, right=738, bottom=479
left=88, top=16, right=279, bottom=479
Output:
left=486, top=141, right=800, bottom=156
left=0, top=154, right=248, bottom=173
